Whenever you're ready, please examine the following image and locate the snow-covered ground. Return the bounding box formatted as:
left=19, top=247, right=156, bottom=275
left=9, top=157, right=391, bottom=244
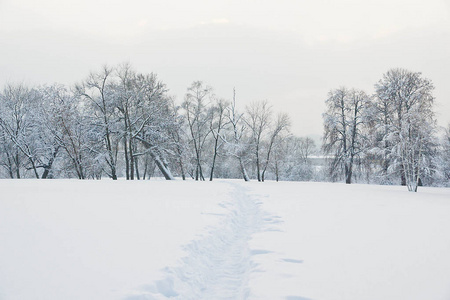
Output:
left=0, top=180, right=449, bottom=300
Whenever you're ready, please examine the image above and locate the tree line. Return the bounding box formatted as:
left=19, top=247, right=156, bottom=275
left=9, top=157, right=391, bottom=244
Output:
left=322, top=68, right=450, bottom=191
left=0, top=63, right=317, bottom=182
left=0, top=64, right=448, bottom=191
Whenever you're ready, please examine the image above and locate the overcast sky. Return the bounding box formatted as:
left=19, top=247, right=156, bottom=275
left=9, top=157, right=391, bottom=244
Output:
left=1, top=0, right=449, bottom=137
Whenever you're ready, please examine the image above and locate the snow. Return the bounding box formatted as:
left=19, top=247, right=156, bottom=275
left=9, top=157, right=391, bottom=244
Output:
left=247, top=182, right=450, bottom=300
left=0, top=180, right=449, bottom=300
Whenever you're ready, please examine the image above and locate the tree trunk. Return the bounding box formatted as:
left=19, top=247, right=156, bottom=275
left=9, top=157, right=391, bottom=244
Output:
left=129, top=138, right=134, bottom=180
left=199, top=164, right=205, bottom=181
left=27, top=156, right=40, bottom=179
left=124, top=137, right=129, bottom=180
left=346, top=155, right=355, bottom=184
left=344, top=159, right=352, bottom=184
left=137, top=137, right=174, bottom=180
left=135, top=156, right=140, bottom=180
left=15, top=151, right=20, bottom=179
left=400, top=165, right=406, bottom=186
left=104, top=120, right=117, bottom=180
left=239, top=157, right=250, bottom=181
left=209, top=149, right=218, bottom=181
left=42, top=169, right=50, bottom=179
left=42, top=147, right=59, bottom=179
left=179, top=158, right=186, bottom=180
left=275, top=160, right=279, bottom=182
left=256, top=146, right=261, bottom=182
left=6, top=152, right=14, bottom=178
left=345, top=167, right=352, bottom=184
left=153, top=155, right=174, bottom=180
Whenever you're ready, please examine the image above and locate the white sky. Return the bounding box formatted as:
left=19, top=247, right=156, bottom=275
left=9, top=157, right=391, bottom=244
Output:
left=1, top=0, right=450, bottom=137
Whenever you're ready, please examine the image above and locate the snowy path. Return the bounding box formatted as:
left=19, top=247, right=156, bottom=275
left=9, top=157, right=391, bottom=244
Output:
left=127, top=182, right=266, bottom=300
left=2, top=180, right=450, bottom=300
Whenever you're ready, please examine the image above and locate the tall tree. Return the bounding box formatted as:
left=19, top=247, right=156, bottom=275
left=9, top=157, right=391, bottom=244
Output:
left=39, top=84, right=98, bottom=179
left=182, top=81, right=213, bottom=181
left=260, top=112, right=290, bottom=181
left=168, top=99, right=188, bottom=180
left=245, top=100, right=272, bottom=181
left=209, top=98, right=229, bottom=181
left=0, top=84, right=45, bottom=178
left=322, top=88, right=369, bottom=184
left=439, top=124, right=450, bottom=186
left=374, top=68, right=436, bottom=191
left=133, top=72, right=176, bottom=180
left=77, top=66, right=119, bottom=180
left=225, top=89, right=250, bottom=181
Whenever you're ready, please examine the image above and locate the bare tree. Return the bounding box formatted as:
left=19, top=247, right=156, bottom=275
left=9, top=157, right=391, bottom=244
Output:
left=39, top=84, right=99, bottom=179
left=439, top=124, right=450, bottom=185
left=298, top=137, right=316, bottom=163
left=0, top=85, right=24, bottom=178
left=209, top=98, right=230, bottom=181
left=77, top=66, right=119, bottom=180
left=245, top=100, right=272, bottom=181
left=168, top=100, right=188, bottom=180
left=225, top=88, right=250, bottom=181
left=182, top=81, right=213, bottom=181
left=115, top=63, right=137, bottom=180
left=270, top=135, right=317, bottom=182
left=261, top=112, right=290, bottom=181
left=0, top=84, right=45, bottom=178
left=322, top=88, right=369, bottom=184
left=135, top=137, right=175, bottom=180
left=128, top=71, right=176, bottom=181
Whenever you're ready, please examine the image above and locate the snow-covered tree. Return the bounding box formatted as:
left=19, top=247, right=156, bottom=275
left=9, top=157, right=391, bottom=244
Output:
left=271, top=135, right=317, bottom=182
left=374, top=68, right=436, bottom=191
left=224, top=89, right=250, bottom=181
left=439, top=124, right=450, bottom=186
left=182, top=81, right=213, bottom=181
left=0, top=84, right=50, bottom=178
left=260, top=112, right=290, bottom=181
left=76, top=66, right=120, bottom=180
left=113, top=64, right=174, bottom=180
left=167, top=99, right=189, bottom=180
left=0, top=84, right=30, bottom=178
left=39, top=84, right=100, bottom=179
left=245, top=100, right=272, bottom=181
left=208, top=98, right=230, bottom=181
left=132, top=72, right=176, bottom=180
left=322, top=88, right=370, bottom=184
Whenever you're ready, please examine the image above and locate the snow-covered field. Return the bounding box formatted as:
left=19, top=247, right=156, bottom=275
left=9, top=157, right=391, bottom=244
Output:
left=0, top=180, right=449, bottom=300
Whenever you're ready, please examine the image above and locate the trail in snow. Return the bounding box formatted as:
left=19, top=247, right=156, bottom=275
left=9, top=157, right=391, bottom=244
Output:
left=126, top=182, right=268, bottom=300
